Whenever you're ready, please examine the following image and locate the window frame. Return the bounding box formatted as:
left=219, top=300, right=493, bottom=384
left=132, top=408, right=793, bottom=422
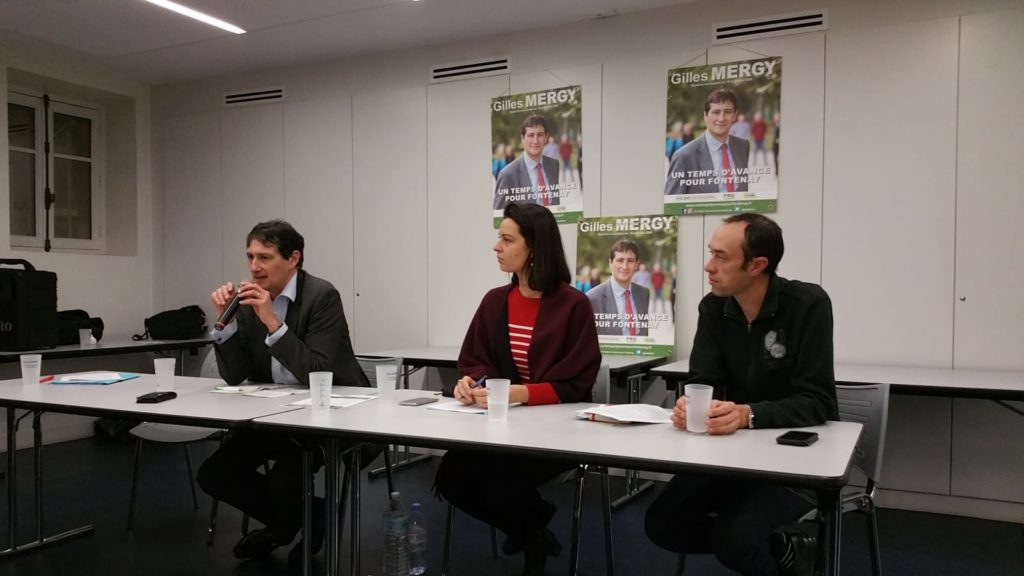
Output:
left=8, top=89, right=106, bottom=252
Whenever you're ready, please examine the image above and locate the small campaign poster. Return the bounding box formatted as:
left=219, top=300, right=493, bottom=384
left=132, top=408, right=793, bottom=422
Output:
left=491, top=86, right=583, bottom=225
left=576, top=215, right=678, bottom=357
left=664, top=57, right=781, bottom=216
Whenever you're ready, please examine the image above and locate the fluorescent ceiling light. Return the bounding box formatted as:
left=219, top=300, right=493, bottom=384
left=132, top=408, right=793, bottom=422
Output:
left=143, top=0, right=246, bottom=34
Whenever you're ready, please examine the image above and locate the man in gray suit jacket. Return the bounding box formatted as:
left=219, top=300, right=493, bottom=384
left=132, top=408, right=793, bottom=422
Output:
left=586, top=238, right=651, bottom=336
left=665, top=89, right=750, bottom=195
left=494, top=113, right=561, bottom=209
left=198, top=219, right=368, bottom=564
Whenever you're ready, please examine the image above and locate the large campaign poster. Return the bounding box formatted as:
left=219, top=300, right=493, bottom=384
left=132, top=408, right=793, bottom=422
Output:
left=576, top=215, right=678, bottom=357
left=491, top=86, right=583, bottom=225
left=664, top=57, right=781, bottom=216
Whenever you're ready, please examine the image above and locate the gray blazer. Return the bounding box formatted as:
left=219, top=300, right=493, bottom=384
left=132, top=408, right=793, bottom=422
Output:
left=664, top=133, right=750, bottom=195
left=214, top=270, right=368, bottom=388
left=586, top=280, right=651, bottom=336
left=493, top=154, right=561, bottom=209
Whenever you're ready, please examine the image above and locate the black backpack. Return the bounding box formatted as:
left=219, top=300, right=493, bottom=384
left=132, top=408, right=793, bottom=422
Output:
left=56, top=309, right=105, bottom=345
left=133, top=305, right=207, bottom=340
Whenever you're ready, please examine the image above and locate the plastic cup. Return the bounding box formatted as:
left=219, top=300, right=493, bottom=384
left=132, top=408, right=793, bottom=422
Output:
left=376, top=365, right=398, bottom=398
left=20, top=354, right=42, bottom=386
left=487, top=378, right=511, bottom=422
left=154, top=357, right=176, bottom=392
left=79, top=328, right=94, bottom=348
left=309, top=371, right=333, bottom=412
left=684, top=384, right=714, bottom=433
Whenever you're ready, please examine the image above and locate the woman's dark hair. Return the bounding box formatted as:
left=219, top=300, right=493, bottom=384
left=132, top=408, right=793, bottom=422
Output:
left=247, top=219, right=305, bottom=268
left=503, top=202, right=571, bottom=293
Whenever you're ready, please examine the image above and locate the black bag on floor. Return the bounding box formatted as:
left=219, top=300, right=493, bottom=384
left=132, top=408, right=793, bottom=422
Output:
left=133, top=305, right=207, bottom=340
left=0, top=259, right=58, bottom=351
left=56, top=309, right=105, bottom=345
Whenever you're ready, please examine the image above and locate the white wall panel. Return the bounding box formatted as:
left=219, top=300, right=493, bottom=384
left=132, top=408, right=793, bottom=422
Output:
left=603, top=53, right=706, bottom=358
left=954, top=8, right=1024, bottom=370
left=221, top=105, right=285, bottom=282
left=426, top=76, right=509, bottom=347
left=352, top=87, right=428, bottom=351
left=161, top=112, right=222, bottom=319
left=823, top=18, right=959, bottom=366
left=284, top=97, right=356, bottom=319
left=709, top=34, right=825, bottom=285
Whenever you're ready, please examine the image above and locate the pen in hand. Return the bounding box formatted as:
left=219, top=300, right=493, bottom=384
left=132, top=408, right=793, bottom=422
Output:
left=456, top=375, right=487, bottom=404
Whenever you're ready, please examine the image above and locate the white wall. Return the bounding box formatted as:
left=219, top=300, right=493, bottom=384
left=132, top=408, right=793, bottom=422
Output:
left=1, top=36, right=155, bottom=337
left=0, top=34, right=156, bottom=449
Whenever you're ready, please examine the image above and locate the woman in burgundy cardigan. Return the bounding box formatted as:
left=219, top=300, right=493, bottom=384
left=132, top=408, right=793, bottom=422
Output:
left=434, top=202, right=601, bottom=576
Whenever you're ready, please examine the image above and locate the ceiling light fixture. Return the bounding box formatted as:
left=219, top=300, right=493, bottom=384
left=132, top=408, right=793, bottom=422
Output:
left=143, top=0, right=246, bottom=34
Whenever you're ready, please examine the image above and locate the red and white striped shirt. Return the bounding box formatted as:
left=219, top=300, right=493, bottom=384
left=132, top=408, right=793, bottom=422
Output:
left=507, top=287, right=539, bottom=382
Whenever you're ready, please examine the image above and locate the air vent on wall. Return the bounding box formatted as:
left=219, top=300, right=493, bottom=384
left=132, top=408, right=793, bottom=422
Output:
left=431, top=56, right=510, bottom=83
left=712, top=9, right=827, bottom=44
left=223, top=87, right=286, bottom=107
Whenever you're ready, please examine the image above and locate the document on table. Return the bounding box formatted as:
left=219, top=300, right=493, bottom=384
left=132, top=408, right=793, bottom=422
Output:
left=575, top=404, right=673, bottom=424
left=427, top=400, right=522, bottom=415
left=52, top=372, right=140, bottom=385
left=289, top=394, right=377, bottom=408
left=211, top=385, right=304, bottom=398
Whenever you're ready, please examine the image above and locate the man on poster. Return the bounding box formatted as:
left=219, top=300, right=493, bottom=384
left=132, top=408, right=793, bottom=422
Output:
left=494, top=114, right=561, bottom=209
left=665, top=89, right=750, bottom=195
left=586, top=238, right=650, bottom=337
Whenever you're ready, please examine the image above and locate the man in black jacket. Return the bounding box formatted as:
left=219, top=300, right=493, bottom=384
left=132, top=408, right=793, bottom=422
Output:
left=645, top=213, right=837, bottom=576
left=198, top=219, right=367, bottom=563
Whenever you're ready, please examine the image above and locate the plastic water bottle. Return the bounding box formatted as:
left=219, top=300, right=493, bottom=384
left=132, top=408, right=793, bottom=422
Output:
left=408, top=502, right=427, bottom=576
left=382, top=491, right=410, bottom=576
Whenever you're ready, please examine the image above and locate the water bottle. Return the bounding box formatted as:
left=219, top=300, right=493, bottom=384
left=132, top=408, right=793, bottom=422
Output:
left=382, top=491, right=410, bottom=576
left=408, top=503, right=427, bottom=576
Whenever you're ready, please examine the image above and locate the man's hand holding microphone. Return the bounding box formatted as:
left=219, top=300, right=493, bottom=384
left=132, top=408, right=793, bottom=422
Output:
left=211, top=281, right=282, bottom=334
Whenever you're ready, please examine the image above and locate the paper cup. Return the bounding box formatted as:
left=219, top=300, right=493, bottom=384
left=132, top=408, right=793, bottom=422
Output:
left=309, top=371, right=333, bottom=412
left=486, top=378, right=511, bottom=421
left=154, top=357, right=176, bottom=392
left=376, top=365, right=398, bottom=398
left=684, top=384, right=714, bottom=433
left=20, top=354, right=42, bottom=386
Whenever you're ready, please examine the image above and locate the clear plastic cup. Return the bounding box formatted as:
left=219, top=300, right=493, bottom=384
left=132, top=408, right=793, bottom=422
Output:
left=79, top=328, right=94, bottom=348
left=376, top=365, right=398, bottom=398
left=20, top=354, right=42, bottom=386
left=309, top=371, right=333, bottom=412
left=486, top=378, right=511, bottom=421
left=154, top=357, right=176, bottom=392
left=684, top=383, right=714, bottom=433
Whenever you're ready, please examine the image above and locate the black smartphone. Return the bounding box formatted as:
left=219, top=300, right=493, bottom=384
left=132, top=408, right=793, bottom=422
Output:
left=399, top=397, right=439, bottom=406
left=776, top=431, right=819, bottom=446
left=137, top=391, right=177, bottom=404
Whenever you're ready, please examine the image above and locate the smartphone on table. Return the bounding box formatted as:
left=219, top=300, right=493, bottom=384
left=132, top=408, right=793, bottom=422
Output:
left=776, top=431, right=819, bottom=446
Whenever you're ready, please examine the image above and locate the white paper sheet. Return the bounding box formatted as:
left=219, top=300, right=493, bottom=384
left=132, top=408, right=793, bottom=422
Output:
left=575, top=404, right=673, bottom=424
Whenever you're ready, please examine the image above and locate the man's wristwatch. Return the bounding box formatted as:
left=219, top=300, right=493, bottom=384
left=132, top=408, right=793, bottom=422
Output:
left=747, top=406, right=755, bottom=429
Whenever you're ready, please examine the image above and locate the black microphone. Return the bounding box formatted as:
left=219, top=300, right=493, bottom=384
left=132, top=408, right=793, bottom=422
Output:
left=214, top=281, right=247, bottom=330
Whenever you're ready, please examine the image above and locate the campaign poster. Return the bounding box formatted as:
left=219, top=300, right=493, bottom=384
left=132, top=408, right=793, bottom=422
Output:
left=491, top=86, right=583, bottom=225
left=664, top=57, right=781, bottom=216
left=576, top=215, right=678, bottom=357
